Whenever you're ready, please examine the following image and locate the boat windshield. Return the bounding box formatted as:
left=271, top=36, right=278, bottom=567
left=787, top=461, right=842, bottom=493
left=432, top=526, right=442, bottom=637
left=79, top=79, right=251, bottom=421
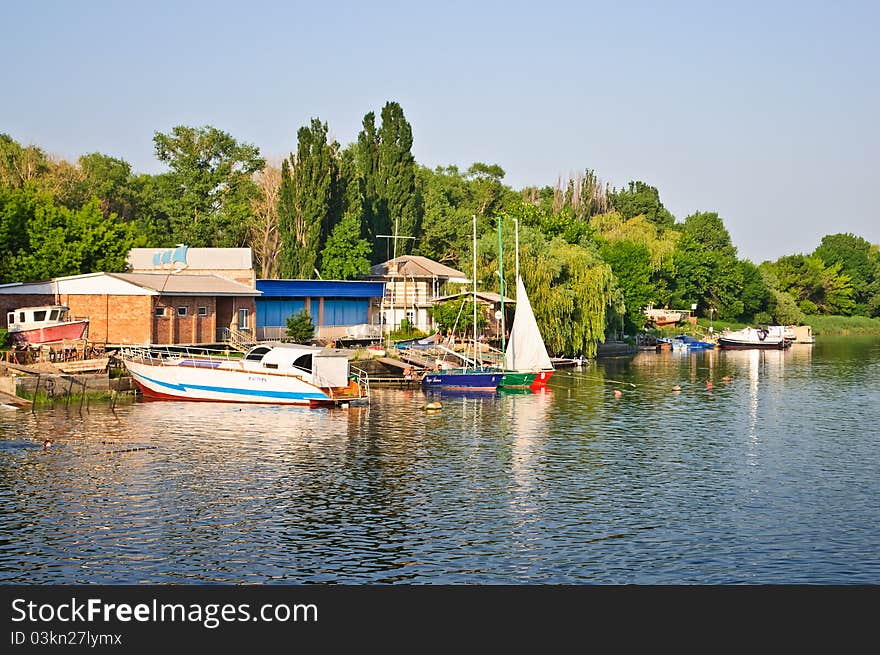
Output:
left=49, top=309, right=59, bottom=321
left=33, top=310, right=47, bottom=322
left=6, top=312, right=13, bottom=325
left=244, top=346, right=272, bottom=362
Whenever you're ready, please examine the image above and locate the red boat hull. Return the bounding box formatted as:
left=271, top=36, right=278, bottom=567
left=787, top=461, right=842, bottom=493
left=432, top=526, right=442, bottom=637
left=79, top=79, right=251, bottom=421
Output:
left=9, top=320, right=89, bottom=346
left=529, top=370, right=555, bottom=390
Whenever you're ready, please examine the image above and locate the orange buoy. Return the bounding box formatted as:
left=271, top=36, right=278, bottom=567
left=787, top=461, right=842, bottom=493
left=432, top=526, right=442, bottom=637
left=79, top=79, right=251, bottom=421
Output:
left=722, top=376, right=731, bottom=383
left=671, top=385, right=682, bottom=392
left=613, top=389, right=623, bottom=397
left=706, top=380, right=713, bottom=389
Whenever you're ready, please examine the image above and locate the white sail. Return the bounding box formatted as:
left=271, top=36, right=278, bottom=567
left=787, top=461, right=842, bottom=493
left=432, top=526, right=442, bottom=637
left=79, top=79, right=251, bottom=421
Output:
left=504, top=275, right=554, bottom=372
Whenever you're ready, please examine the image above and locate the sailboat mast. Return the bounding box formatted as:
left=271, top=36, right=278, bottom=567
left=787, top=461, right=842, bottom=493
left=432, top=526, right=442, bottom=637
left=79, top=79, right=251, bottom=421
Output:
left=514, top=217, right=520, bottom=287
left=473, top=214, right=478, bottom=370
left=497, top=216, right=505, bottom=356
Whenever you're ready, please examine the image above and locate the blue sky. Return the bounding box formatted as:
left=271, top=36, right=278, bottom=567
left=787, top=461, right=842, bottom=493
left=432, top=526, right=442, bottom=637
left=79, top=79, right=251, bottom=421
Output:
left=2, top=0, right=877, bottom=262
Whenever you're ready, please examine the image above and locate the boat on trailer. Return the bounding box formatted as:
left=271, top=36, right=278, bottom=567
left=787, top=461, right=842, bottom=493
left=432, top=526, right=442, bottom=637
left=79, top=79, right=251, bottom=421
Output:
left=120, top=343, right=369, bottom=407
left=6, top=305, right=89, bottom=346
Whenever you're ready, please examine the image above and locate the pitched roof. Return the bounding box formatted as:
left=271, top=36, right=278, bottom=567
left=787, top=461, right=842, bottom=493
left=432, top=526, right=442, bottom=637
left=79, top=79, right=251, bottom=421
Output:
left=433, top=291, right=516, bottom=305
left=108, top=273, right=261, bottom=296
left=368, top=255, right=468, bottom=282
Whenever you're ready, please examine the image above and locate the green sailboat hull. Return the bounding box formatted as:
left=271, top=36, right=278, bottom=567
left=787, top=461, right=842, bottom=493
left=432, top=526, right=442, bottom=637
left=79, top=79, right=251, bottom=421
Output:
left=499, top=372, right=538, bottom=388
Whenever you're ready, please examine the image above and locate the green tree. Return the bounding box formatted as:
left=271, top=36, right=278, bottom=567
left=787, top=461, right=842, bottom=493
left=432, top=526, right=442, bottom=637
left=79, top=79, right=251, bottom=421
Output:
left=667, top=212, right=743, bottom=318
left=153, top=125, right=264, bottom=247
left=738, top=260, right=773, bottom=321
left=813, top=233, right=876, bottom=313
left=609, top=181, right=675, bottom=228
left=0, top=134, right=49, bottom=189
left=598, top=240, right=654, bottom=332
left=765, top=254, right=856, bottom=315
left=377, top=102, right=421, bottom=254
left=285, top=309, right=316, bottom=343
left=320, top=212, right=372, bottom=280
left=278, top=118, right=338, bottom=278
left=0, top=187, right=144, bottom=282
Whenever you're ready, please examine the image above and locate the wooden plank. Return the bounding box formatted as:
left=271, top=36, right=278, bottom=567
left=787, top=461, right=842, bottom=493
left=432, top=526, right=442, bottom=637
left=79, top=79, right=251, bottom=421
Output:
left=56, top=358, right=110, bottom=374
left=376, top=357, right=409, bottom=370
left=0, top=390, right=31, bottom=408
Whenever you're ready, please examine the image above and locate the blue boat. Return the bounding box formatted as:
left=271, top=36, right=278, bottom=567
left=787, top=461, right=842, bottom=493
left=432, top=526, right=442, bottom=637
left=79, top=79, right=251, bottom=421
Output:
left=422, top=367, right=501, bottom=390
left=671, top=334, right=715, bottom=350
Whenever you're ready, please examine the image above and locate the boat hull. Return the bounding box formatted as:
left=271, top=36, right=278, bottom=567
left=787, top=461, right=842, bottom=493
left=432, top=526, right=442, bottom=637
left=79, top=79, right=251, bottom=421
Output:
left=9, top=320, right=89, bottom=346
left=529, top=370, right=554, bottom=389
left=124, top=358, right=336, bottom=405
left=422, top=370, right=501, bottom=390
left=499, top=372, right=538, bottom=388
left=717, top=338, right=787, bottom=350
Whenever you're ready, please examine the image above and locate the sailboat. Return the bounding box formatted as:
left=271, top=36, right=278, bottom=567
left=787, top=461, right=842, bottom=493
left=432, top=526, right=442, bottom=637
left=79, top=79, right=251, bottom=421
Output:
left=421, top=215, right=502, bottom=391
left=502, top=275, right=555, bottom=389
left=497, top=218, right=554, bottom=390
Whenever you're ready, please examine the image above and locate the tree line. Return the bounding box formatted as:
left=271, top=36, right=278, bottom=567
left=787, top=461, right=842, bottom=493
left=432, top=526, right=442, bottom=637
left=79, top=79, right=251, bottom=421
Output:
left=2, top=101, right=878, bottom=356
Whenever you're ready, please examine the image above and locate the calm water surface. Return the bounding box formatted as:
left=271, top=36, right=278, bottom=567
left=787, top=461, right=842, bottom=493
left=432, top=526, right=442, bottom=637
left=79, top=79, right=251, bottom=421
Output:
left=1, top=336, right=878, bottom=583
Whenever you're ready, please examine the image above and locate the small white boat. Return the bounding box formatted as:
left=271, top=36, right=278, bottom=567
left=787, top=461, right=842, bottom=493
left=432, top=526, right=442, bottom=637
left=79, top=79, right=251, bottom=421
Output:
left=120, top=343, right=368, bottom=407
left=718, top=326, right=791, bottom=350
left=6, top=305, right=89, bottom=346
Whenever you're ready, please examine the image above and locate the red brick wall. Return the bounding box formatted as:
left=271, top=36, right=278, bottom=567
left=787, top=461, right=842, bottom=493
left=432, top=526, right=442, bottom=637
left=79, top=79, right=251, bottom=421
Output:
left=59, top=294, right=153, bottom=344
left=152, top=296, right=217, bottom=344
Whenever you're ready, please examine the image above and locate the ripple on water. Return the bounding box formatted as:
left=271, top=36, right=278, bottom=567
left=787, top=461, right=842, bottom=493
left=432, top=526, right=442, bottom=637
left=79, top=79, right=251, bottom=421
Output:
left=1, top=338, right=880, bottom=583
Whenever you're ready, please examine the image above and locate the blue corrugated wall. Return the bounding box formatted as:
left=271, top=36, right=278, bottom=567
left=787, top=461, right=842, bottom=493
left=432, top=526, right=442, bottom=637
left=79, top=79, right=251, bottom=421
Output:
left=256, top=298, right=369, bottom=327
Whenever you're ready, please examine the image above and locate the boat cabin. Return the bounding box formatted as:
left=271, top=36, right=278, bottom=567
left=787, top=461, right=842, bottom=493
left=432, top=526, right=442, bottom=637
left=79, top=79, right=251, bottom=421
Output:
left=7, top=305, right=74, bottom=330
left=242, top=343, right=351, bottom=388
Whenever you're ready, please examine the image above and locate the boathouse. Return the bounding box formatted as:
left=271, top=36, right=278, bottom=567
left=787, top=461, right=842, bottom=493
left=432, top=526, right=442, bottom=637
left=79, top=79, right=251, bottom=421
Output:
left=363, top=255, right=469, bottom=333
left=255, top=279, right=386, bottom=341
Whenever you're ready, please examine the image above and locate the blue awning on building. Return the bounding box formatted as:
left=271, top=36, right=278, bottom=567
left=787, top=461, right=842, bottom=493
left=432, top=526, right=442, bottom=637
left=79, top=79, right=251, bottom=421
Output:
left=256, top=279, right=385, bottom=299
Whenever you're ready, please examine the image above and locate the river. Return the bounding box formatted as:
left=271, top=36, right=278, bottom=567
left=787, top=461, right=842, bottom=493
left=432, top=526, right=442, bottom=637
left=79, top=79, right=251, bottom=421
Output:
left=1, top=336, right=878, bottom=583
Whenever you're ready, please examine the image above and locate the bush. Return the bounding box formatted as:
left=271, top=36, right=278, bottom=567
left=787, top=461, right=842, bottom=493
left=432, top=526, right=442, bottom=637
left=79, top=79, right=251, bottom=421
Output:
left=285, top=310, right=315, bottom=343
left=0, top=328, right=7, bottom=348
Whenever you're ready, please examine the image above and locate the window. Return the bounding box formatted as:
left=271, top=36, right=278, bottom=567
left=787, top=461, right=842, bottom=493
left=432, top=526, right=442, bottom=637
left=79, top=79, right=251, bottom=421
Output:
left=33, top=311, right=47, bottom=321
left=292, top=354, right=312, bottom=373
left=7, top=312, right=14, bottom=325
left=18, top=312, right=25, bottom=322
left=49, top=310, right=59, bottom=321
left=177, top=306, right=187, bottom=317
left=237, top=308, right=249, bottom=329
left=155, top=307, right=166, bottom=318
left=197, top=306, right=208, bottom=317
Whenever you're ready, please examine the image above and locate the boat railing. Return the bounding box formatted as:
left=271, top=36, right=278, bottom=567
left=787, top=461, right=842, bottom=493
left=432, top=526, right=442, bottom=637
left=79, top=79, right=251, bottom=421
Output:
left=349, top=365, right=370, bottom=403
left=119, top=344, right=248, bottom=367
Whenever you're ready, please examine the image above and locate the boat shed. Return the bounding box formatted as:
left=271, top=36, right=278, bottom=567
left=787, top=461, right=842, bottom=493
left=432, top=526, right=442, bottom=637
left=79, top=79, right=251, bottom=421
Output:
left=255, top=279, right=386, bottom=341
left=0, top=272, right=260, bottom=345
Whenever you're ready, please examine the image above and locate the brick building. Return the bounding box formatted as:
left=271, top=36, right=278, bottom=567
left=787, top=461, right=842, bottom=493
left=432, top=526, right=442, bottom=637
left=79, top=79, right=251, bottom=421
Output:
left=0, top=272, right=259, bottom=345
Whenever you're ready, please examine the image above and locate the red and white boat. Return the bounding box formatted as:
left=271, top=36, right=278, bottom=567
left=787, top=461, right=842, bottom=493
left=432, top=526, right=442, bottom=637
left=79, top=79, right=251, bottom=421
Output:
left=6, top=305, right=89, bottom=346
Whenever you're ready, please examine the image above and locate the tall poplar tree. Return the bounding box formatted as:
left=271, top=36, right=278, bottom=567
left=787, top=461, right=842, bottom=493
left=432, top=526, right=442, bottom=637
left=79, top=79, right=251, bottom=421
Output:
left=278, top=118, right=338, bottom=279
left=377, top=102, right=421, bottom=257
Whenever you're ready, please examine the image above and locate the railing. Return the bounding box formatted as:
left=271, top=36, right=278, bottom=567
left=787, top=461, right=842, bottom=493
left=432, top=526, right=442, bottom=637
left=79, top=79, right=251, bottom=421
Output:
left=350, top=366, right=370, bottom=404
left=119, top=344, right=247, bottom=368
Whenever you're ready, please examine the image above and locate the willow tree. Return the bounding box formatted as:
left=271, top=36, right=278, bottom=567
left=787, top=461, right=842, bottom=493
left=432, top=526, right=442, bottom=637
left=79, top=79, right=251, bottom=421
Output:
left=477, top=222, right=620, bottom=357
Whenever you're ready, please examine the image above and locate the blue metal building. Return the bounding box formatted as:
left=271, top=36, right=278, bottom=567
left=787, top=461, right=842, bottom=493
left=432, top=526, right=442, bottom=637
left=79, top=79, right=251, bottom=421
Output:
left=255, top=279, right=385, bottom=339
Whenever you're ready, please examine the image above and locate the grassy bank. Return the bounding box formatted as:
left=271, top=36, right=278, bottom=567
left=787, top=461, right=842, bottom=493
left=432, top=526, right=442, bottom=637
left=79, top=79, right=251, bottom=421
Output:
left=805, top=315, right=880, bottom=335
left=17, top=388, right=137, bottom=406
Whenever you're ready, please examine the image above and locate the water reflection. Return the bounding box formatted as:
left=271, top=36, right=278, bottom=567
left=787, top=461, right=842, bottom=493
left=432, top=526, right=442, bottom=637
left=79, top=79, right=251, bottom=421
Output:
left=1, top=337, right=878, bottom=584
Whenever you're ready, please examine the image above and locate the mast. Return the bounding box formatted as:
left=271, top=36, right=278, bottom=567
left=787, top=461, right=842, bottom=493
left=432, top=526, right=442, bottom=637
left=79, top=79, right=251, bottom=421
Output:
left=514, top=217, right=520, bottom=287
left=497, top=216, right=505, bottom=356
left=472, top=214, right=478, bottom=370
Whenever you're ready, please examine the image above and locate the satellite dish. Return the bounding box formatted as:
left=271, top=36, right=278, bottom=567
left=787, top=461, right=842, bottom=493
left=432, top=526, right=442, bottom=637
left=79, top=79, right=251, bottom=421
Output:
left=494, top=310, right=503, bottom=320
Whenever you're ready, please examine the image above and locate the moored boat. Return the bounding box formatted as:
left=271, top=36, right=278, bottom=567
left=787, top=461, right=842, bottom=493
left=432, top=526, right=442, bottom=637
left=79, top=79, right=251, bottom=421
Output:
left=502, top=275, right=555, bottom=389
left=120, top=343, right=368, bottom=407
left=6, top=305, right=89, bottom=346
left=422, top=367, right=502, bottom=390
left=717, top=326, right=791, bottom=350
